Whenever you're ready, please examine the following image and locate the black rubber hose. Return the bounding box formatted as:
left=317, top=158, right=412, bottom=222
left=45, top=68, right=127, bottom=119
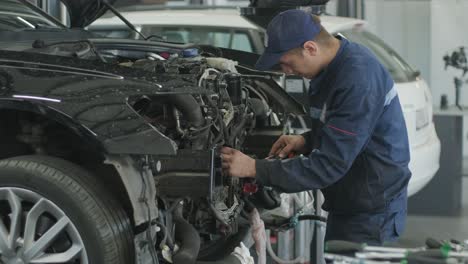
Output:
left=168, top=94, right=209, bottom=150
left=172, top=207, right=244, bottom=264
left=172, top=207, right=201, bottom=264
left=167, top=94, right=204, bottom=128
left=197, top=226, right=251, bottom=261
left=265, top=214, right=327, bottom=230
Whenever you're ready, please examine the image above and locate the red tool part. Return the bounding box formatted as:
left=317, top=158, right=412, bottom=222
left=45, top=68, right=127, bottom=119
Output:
left=243, top=182, right=259, bottom=194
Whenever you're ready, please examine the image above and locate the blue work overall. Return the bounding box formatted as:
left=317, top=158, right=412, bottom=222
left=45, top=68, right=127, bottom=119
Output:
left=256, top=36, right=411, bottom=245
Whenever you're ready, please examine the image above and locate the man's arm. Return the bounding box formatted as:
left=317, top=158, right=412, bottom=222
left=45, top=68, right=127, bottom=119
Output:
left=255, top=79, right=387, bottom=193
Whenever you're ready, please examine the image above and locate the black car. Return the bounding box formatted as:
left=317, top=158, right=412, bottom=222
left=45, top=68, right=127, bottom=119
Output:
left=0, top=1, right=304, bottom=263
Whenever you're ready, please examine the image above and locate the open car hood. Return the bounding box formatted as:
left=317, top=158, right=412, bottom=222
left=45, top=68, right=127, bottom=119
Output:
left=59, top=0, right=116, bottom=28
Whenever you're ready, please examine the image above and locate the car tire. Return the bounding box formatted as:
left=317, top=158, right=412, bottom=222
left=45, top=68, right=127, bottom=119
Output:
left=0, top=155, right=135, bottom=264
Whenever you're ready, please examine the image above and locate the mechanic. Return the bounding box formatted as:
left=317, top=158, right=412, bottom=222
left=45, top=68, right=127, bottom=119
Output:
left=220, top=10, right=411, bottom=245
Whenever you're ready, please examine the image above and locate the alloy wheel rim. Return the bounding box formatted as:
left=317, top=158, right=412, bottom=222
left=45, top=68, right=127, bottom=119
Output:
left=0, top=187, right=88, bottom=264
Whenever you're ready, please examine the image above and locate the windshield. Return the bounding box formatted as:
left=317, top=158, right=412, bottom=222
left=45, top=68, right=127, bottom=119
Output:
left=341, top=28, right=418, bottom=83
left=150, top=27, right=254, bottom=53
left=0, top=0, right=63, bottom=31
left=89, top=24, right=255, bottom=53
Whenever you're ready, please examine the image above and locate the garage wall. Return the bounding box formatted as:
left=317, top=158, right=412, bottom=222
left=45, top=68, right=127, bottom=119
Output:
left=326, top=0, right=338, bottom=15
left=364, top=0, right=431, bottom=87
left=363, top=0, right=468, bottom=155
left=429, top=0, right=468, bottom=156
left=430, top=0, right=468, bottom=107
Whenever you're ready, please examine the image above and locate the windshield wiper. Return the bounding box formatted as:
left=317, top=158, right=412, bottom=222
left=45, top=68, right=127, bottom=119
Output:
left=101, top=1, right=165, bottom=41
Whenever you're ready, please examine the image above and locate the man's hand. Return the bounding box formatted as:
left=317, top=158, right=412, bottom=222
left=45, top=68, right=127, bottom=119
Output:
left=221, top=147, right=256, bottom=178
left=269, top=135, right=307, bottom=159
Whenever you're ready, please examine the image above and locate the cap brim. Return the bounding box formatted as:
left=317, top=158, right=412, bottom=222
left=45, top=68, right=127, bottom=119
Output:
left=255, top=50, right=286, bottom=71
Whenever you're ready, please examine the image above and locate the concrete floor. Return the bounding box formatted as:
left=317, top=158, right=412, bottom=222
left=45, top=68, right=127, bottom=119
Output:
left=398, top=177, right=468, bottom=247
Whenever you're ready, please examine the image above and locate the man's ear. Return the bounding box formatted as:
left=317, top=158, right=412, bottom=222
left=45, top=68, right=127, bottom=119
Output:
left=303, top=41, right=318, bottom=56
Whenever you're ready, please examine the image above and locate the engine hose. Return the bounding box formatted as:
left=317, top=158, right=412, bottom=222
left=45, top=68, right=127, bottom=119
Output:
left=167, top=94, right=204, bottom=128
left=265, top=214, right=327, bottom=230
left=172, top=207, right=246, bottom=264
left=167, top=94, right=208, bottom=150
left=157, top=221, right=174, bottom=249
left=172, top=207, right=201, bottom=264
left=265, top=229, right=305, bottom=264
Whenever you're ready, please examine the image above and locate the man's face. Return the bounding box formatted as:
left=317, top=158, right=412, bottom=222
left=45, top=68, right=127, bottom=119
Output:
left=278, top=43, right=322, bottom=79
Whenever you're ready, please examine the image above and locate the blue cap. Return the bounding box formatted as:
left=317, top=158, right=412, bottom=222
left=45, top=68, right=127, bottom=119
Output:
left=255, top=10, right=321, bottom=71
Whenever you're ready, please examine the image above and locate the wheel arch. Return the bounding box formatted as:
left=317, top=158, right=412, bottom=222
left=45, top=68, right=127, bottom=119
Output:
left=0, top=100, right=143, bottom=227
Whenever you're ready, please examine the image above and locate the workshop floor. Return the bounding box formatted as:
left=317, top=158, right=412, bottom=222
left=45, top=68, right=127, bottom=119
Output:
left=398, top=177, right=468, bottom=247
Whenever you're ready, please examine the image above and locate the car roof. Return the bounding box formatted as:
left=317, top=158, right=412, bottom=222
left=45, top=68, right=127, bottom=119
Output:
left=321, top=16, right=367, bottom=33
left=91, top=8, right=260, bottom=29
left=90, top=7, right=367, bottom=33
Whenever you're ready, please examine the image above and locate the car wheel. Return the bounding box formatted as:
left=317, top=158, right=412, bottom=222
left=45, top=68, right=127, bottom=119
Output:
left=0, top=155, right=134, bottom=264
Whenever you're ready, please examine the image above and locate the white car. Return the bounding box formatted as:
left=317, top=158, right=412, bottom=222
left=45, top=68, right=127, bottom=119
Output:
left=90, top=7, right=441, bottom=196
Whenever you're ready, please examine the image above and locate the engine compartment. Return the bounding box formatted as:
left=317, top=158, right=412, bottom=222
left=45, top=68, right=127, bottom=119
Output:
left=126, top=55, right=274, bottom=149
left=113, top=48, right=286, bottom=258
left=121, top=51, right=282, bottom=247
